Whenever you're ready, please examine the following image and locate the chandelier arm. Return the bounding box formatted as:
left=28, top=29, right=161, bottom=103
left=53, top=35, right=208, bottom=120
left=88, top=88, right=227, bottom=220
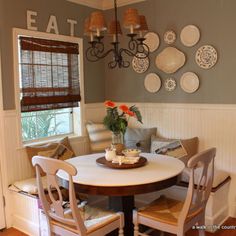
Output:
left=86, top=48, right=115, bottom=62
left=128, top=38, right=138, bottom=52
left=108, top=60, right=118, bottom=69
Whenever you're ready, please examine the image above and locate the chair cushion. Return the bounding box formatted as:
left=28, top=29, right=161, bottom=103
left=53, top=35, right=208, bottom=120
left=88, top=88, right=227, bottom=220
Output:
left=180, top=167, right=230, bottom=189
left=86, top=123, right=112, bottom=153
left=52, top=205, right=121, bottom=234
left=124, top=127, right=157, bottom=152
left=137, top=195, right=202, bottom=226
left=150, top=136, right=199, bottom=165
left=26, top=137, right=75, bottom=175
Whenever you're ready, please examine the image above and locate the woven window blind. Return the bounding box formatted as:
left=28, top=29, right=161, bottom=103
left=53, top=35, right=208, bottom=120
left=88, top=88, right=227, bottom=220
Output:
left=19, top=36, right=81, bottom=112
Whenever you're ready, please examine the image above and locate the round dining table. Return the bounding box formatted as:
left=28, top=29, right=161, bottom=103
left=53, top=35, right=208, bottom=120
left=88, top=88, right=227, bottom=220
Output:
left=58, top=153, right=185, bottom=236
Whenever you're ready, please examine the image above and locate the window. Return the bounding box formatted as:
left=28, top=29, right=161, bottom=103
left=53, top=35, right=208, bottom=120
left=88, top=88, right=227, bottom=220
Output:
left=16, top=34, right=82, bottom=142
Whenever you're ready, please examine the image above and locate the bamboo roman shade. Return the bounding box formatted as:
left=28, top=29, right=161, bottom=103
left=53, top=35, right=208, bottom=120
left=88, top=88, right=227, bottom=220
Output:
left=19, top=36, right=81, bottom=112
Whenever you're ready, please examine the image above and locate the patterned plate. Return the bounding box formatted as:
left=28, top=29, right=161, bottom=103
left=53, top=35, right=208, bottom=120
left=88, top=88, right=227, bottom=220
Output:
left=144, top=32, right=160, bottom=52
left=164, top=30, right=176, bottom=45
left=144, top=73, right=161, bottom=93
left=132, top=53, right=150, bottom=73
left=164, top=78, right=176, bottom=91
left=195, top=45, right=218, bottom=69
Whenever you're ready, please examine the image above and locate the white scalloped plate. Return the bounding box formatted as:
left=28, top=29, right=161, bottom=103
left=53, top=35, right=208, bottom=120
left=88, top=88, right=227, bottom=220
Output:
left=144, top=32, right=160, bottom=52
left=180, top=72, right=200, bottom=93
left=180, top=25, right=200, bottom=47
left=144, top=73, right=161, bottom=93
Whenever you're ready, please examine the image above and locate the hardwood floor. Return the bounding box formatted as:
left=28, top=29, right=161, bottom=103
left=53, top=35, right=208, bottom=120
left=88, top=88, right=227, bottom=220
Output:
left=0, top=228, right=27, bottom=236
left=0, top=218, right=236, bottom=235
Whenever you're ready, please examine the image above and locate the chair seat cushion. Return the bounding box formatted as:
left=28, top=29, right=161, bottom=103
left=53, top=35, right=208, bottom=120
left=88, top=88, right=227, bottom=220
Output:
left=53, top=205, right=121, bottom=234
left=138, top=195, right=182, bottom=225
left=180, top=167, right=230, bottom=189
left=137, top=195, right=202, bottom=226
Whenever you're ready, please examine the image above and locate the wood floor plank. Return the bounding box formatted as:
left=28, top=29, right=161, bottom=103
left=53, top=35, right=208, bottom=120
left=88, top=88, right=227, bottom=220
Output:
left=0, top=228, right=27, bottom=236
left=1, top=218, right=236, bottom=236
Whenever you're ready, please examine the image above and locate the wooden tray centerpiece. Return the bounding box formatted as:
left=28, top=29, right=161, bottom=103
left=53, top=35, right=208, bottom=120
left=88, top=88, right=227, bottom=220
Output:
left=96, top=156, right=147, bottom=169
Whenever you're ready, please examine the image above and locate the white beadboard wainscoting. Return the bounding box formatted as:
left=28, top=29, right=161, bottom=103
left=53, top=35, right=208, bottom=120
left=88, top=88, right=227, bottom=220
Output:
left=1, top=102, right=236, bottom=229
left=1, top=103, right=105, bottom=227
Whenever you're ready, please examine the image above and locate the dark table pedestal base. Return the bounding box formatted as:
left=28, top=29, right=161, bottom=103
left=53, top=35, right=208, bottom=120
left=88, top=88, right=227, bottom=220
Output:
left=108, top=196, right=134, bottom=236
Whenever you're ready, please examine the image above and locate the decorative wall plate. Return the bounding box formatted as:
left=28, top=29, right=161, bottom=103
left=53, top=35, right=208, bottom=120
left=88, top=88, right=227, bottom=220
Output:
left=144, top=32, right=160, bottom=52
left=164, top=78, right=176, bottom=91
left=155, top=47, right=186, bottom=74
left=132, top=53, right=150, bottom=73
left=144, top=73, right=161, bottom=93
left=164, top=30, right=176, bottom=45
left=195, top=45, right=218, bottom=69
left=180, top=72, right=200, bottom=93
left=180, top=25, right=200, bottom=47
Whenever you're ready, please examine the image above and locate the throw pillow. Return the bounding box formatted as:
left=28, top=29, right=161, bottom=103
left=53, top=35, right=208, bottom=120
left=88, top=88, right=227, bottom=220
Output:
left=151, top=139, right=187, bottom=158
left=26, top=136, right=75, bottom=175
left=124, top=127, right=157, bottom=152
left=150, top=136, right=199, bottom=165
left=38, top=144, right=74, bottom=161
left=86, top=123, right=112, bottom=153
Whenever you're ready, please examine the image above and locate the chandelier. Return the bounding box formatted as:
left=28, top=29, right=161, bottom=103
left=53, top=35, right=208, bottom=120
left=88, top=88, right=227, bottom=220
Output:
left=84, top=0, right=150, bottom=69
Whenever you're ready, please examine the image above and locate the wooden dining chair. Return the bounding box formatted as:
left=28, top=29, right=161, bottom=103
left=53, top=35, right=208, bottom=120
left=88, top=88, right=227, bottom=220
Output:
left=133, top=147, right=216, bottom=236
left=32, top=156, right=124, bottom=236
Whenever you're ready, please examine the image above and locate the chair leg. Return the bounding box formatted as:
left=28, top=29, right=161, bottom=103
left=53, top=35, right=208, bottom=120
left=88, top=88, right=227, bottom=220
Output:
left=134, top=224, right=139, bottom=236
left=118, top=228, right=124, bottom=236
left=198, top=218, right=205, bottom=236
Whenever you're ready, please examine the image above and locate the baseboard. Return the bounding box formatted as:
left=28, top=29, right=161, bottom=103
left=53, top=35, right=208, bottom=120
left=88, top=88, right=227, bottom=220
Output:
left=205, top=205, right=229, bottom=232
left=229, top=203, right=236, bottom=218
left=13, top=215, right=39, bottom=236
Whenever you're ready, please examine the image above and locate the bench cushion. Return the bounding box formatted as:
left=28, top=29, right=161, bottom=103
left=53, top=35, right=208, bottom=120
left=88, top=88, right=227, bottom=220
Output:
left=180, top=167, right=230, bottom=189
left=9, top=177, right=48, bottom=195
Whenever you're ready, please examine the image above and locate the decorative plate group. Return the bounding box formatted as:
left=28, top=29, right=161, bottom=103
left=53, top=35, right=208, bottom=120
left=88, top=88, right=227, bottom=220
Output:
left=131, top=24, right=218, bottom=95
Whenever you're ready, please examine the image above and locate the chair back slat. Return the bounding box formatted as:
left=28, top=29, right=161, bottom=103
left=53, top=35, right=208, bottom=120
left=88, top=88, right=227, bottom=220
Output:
left=179, top=148, right=216, bottom=225
left=32, top=156, right=87, bottom=235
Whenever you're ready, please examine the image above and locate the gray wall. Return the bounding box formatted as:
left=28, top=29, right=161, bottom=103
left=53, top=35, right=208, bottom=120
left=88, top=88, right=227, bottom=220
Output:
left=0, top=0, right=105, bottom=110
left=105, top=0, right=236, bottom=104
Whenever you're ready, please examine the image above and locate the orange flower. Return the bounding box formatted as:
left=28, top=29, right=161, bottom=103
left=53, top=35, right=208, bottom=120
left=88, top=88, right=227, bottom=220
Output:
left=104, top=100, right=116, bottom=108
left=119, top=104, right=129, bottom=113
left=126, top=110, right=135, bottom=117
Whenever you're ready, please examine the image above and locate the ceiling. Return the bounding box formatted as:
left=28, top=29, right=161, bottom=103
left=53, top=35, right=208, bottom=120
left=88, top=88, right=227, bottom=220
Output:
left=67, top=0, right=146, bottom=10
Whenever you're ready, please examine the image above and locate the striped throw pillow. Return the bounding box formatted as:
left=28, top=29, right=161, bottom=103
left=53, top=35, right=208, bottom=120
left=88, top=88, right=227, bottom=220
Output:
left=86, top=123, right=112, bottom=153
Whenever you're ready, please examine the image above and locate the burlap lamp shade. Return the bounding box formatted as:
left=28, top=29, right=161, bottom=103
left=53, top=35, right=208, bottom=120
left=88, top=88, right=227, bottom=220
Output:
left=123, top=8, right=140, bottom=33
left=137, top=15, right=148, bottom=32
left=109, top=20, right=122, bottom=35
left=89, top=11, right=107, bottom=35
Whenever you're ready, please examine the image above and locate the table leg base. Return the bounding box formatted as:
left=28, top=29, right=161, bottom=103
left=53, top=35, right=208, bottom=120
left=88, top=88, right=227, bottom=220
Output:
left=109, top=196, right=134, bottom=236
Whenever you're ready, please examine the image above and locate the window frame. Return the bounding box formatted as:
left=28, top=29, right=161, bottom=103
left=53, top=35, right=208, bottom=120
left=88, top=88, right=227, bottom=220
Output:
left=13, top=28, right=85, bottom=147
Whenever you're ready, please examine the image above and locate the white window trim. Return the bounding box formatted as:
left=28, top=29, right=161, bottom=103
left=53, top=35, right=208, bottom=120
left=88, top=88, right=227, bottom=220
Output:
left=12, top=28, right=85, bottom=147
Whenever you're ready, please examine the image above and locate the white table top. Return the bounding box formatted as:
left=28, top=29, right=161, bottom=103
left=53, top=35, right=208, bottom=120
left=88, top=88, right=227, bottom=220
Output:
left=57, top=153, right=185, bottom=187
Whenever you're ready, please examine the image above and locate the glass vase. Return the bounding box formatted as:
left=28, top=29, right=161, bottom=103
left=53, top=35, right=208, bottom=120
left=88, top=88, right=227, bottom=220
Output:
left=112, top=131, right=124, bottom=144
